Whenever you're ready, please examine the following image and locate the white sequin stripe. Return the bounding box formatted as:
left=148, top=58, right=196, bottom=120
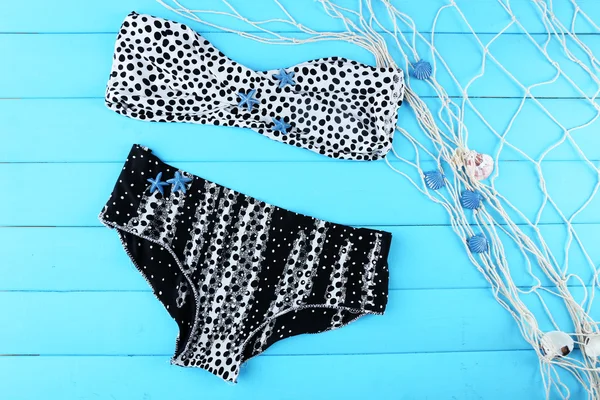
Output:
left=324, top=238, right=352, bottom=306
left=267, top=230, right=307, bottom=317
left=190, top=188, right=238, bottom=358
left=229, top=201, right=275, bottom=358
left=299, top=220, right=329, bottom=302
left=230, top=202, right=274, bottom=335
left=173, top=184, right=224, bottom=364
left=201, top=196, right=252, bottom=353
left=361, top=233, right=382, bottom=308
left=155, top=184, right=187, bottom=246
left=183, top=180, right=220, bottom=274
left=127, top=181, right=186, bottom=245
left=175, top=184, right=224, bottom=363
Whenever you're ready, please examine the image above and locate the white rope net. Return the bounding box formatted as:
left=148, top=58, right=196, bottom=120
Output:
left=155, top=0, right=600, bottom=397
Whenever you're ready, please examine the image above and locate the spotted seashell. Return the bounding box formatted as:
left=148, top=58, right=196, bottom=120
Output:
left=461, top=190, right=483, bottom=209
left=464, top=150, right=494, bottom=181
left=468, top=233, right=488, bottom=253
left=541, top=331, right=574, bottom=359
left=424, top=170, right=445, bottom=190
left=411, top=60, right=432, bottom=80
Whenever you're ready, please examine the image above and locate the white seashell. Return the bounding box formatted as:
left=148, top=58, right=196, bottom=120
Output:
left=541, top=331, right=574, bottom=359
left=464, top=150, right=494, bottom=181
left=583, top=334, right=600, bottom=358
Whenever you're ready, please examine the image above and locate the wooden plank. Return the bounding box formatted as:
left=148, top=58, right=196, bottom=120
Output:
left=2, top=97, right=599, bottom=162
left=2, top=288, right=598, bottom=355
left=1, top=160, right=599, bottom=226
left=2, top=224, right=600, bottom=291
left=0, top=352, right=583, bottom=399
left=3, top=0, right=599, bottom=35
left=0, top=289, right=521, bottom=355
left=0, top=160, right=441, bottom=226
left=3, top=32, right=599, bottom=99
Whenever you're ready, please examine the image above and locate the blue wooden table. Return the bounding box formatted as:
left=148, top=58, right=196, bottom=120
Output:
left=3, top=1, right=600, bottom=398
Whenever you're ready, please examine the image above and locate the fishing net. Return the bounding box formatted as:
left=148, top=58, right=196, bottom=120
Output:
left=155, top=0, right=600, bottom=397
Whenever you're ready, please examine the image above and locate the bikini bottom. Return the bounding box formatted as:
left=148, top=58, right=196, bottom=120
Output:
left=99, top=144, right=391, bottom=383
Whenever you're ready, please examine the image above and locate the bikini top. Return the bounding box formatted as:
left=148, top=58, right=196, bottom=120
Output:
left=106, top=12, right=405, bottom=161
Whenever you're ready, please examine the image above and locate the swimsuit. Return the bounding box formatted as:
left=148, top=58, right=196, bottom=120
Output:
left=106, top=12, right=404, bottom=161
left=100, top=12, right=403, bottom=382
left=99, top=144, right=391, bottom=383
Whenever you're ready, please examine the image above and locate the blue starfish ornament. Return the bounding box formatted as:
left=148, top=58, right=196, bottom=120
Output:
left=237, top=88, right=260, bottom=112
left=273, top=68, right=295, bottom=88
left=167, top=171, right=192, bottom=193
left=147, top=172, right=169, bottom=195
left=272, top=117, right=292, bottom=135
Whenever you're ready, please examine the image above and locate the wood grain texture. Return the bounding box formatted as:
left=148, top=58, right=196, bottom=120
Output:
left=2, top=0, right=600, bottom=34
left=0, top=290, right=529, bottom=355
left=3, top=287, right=598, bottom=356
left=2, top=352, right=582, bottom=400
left=3, top=32, right=600, bottom=98
left=2, top=1, right=599, bottom=398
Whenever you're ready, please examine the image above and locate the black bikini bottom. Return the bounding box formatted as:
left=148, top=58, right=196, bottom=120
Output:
left=99, top=144, right=391, bottom=383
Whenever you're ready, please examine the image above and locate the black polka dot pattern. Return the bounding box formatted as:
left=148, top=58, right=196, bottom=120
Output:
left=99, top=145, right=391, bottom=382
left=105, top=12, right=405, bottom=161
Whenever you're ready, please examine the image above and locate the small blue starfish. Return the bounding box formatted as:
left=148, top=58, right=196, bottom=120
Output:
left=273, top=68, right=295, bottom=88
left=147, top=172, right=169, bottom=195
left=272, top=117, right=292, bottom=135
left=167, top=171, right=192, bottom=194
left=237, top=89, right=260, bottom=112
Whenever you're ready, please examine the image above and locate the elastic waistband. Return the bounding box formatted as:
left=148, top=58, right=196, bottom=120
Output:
left=101, top=144, right=392, bottom=242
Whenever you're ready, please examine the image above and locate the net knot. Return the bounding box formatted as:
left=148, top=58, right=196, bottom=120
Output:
left=450, top=147, right=469, bottom=169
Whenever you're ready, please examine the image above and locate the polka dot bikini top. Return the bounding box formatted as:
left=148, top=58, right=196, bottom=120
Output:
left=106, top=12, right=405, bottom=161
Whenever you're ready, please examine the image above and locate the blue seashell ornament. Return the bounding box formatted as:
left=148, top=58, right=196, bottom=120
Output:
left=424, top=170, right=446, bottom=190
left=461, top=190, right=483, bottom=209
left=468, top=233, right=489, bottom=253
left=411, top=60, right=432, bottom=80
